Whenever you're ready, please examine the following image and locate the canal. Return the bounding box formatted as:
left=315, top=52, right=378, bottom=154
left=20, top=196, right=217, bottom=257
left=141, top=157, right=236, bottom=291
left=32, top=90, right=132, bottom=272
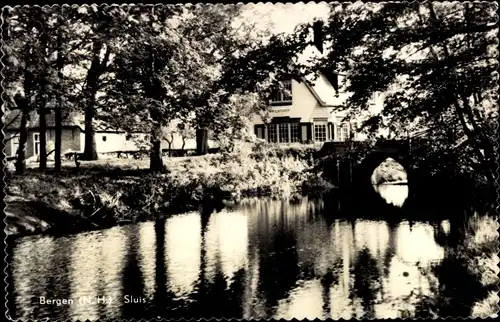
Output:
left=6, top=184, right=496, bottom=319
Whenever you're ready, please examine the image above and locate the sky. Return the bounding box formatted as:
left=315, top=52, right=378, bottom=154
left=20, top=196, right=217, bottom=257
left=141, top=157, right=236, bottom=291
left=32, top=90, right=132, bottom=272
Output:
left=239, top=2, right=331, bottom=35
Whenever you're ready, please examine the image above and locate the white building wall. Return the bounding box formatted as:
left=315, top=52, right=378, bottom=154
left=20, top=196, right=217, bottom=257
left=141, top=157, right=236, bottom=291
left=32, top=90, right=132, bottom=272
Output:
left=79, top=132, right=148, bottom=153
left=252, top=79, right=319, bottom=124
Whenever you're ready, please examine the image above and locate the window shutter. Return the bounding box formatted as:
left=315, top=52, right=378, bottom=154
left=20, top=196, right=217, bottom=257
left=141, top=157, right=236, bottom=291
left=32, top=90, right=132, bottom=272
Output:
left=255, top=125, right=264, bottom=139
left=328, top=122, right=334, bottom=141
left=300, top=124, right=307, bottom=143
left=306, top=123, right=313, bottom=141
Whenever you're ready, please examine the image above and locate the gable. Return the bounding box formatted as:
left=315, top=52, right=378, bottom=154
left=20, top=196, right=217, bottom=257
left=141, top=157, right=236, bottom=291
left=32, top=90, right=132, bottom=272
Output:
left=303, top=72, right=348, bottom=107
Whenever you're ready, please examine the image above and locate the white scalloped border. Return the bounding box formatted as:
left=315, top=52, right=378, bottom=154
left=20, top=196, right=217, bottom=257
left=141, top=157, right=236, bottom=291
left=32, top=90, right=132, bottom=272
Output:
left=1, top=1, right=498, bottom=321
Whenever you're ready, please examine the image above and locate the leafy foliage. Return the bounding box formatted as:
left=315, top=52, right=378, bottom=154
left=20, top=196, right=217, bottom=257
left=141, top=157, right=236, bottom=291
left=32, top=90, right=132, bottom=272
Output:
left=303, top=2, right=498, bottom=182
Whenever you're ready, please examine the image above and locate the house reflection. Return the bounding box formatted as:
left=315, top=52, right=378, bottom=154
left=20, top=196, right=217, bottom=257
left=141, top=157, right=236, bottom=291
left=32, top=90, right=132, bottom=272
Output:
left=204, top=211, right=249, bottom=284
left=137, top=222, right=156, bottom=300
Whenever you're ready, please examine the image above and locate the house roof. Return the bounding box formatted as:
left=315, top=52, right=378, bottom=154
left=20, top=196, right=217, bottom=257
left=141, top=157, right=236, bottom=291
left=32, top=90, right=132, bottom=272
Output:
left=3, top=109, right=83, bottom=131
left=304, top=74, right=340, bottom=107
left=295, top=44, right=342, bottom=107
left=3, top=109, right=127, bottom=133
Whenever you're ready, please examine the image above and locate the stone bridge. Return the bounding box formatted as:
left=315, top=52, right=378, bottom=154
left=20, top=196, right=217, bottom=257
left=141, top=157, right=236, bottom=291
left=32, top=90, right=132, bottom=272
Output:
left=316, top=139, right=413, bottom=189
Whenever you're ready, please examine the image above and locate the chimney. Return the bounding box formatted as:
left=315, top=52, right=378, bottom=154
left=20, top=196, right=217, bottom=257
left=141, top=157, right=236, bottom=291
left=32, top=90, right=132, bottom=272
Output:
left=313, top=20, right=324, bottom=54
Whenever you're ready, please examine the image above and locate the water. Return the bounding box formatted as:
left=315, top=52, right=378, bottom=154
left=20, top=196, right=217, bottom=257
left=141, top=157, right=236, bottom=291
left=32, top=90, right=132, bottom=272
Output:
left=6, top=185, right=493, bottom=320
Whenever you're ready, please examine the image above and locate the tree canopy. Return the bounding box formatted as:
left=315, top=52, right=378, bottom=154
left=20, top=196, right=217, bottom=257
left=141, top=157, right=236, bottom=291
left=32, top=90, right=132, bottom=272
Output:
left=304, top=2, right=498, bottom=182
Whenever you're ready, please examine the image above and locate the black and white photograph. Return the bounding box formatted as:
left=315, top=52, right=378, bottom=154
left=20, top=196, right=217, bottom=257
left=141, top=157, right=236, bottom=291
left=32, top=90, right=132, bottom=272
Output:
left=2, top=1, right=499, bottom=320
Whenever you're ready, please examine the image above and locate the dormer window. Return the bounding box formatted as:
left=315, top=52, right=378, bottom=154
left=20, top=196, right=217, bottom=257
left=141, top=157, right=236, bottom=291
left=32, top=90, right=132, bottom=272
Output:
left=270, top=80, right=292, bottom=105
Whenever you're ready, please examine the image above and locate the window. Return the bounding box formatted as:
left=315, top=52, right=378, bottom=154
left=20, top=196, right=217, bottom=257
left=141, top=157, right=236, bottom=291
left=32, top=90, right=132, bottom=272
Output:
left=268, top=125, right=278, bottom=143
left=265, top=123, right=300, bottom=143
left=290, top=123, right=300, bottom=143
left=342, top=124, right=349, bottom=140
left=335, top=123, right=350, bottom=141
left=270, top=80, right=292, bottom=104
left=102, top=136, right=107, bottom=142
left=11, top=134, right=20, bottom=157
left=278, top=123, right=289, bottom=143
left=33, top=133, right=40, bottom=156
left=33, top=133, right=50, bottom=156
left=314, top=123, right=327, bottom=142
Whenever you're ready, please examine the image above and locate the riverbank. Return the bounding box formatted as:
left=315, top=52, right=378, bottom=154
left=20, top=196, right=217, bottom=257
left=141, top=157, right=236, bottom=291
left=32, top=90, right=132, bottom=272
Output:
left=5, top=143, right=334, bottom=237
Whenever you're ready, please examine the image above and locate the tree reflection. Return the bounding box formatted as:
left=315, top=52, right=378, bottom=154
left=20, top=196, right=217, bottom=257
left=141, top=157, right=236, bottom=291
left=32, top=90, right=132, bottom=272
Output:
left=121, top=226, right=146, bottom=319
left=5, top=239, right=17, bottom=320
left=152, top=218, right=185, bottom=319
left=413, top=212, right=496, bottom=318
left=189, top=208, right=246, bottom=319
left=351, top=248, right=381, bottom=319
left=320, top=268, right=338, bottom=318
left=153, top=219, right=167, bottom=316
left=257, top=231, right=300, bottom=316
left=415, top=248, right=490, bottom=318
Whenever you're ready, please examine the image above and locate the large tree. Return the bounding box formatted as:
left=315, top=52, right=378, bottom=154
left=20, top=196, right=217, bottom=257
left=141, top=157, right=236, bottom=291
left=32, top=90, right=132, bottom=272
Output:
left=72, top=5, right=128, bottom=161
left=173, top=4, right=313, bottom=155
left=309, top=2, right=497, bottom=182
left=101, top=5, right=213, bottom=172
left=3, top=6, right=90, bottom=173
left=2, top=7, right=49, bottom=174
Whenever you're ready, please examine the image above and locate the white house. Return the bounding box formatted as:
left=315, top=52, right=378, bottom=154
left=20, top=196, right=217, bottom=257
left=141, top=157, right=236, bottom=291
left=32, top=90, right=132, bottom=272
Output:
left=251, top=71, right=384, bottom=145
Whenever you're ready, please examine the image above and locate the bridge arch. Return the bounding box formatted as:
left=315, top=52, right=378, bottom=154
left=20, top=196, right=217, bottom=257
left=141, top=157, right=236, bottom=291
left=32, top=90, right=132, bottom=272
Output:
left=317, top=139, right=412, bottom=189
left=355, top=151, right=410, bottom=186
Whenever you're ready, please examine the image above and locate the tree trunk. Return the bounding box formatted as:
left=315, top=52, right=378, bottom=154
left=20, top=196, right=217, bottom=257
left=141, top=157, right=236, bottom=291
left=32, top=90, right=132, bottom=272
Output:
left=82, top=100, right=98, bottom=160
left=55, top=33, right=64, bottom=173
left=54, top=105, right=62, bottom=172
left=196, top=127, right=209, bottom=155
left=167, top=134, right=174, bottom=157
left=15, top=106, right=29, bottom=175
left=149, top=127, right=163, bottom=173
left=82, top=41, right=109, bottom=161
left=39, top=25, right=50, bottom=171
left=15, top=73, right=33, bottom=175
left=39, top=106, right=47, bottom=171
left=38, top=74, right=48, bottom=171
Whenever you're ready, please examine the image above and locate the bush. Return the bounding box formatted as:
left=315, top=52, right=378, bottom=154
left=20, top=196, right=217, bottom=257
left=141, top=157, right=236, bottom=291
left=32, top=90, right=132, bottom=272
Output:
left=163, top=144, right=318, bottom=198
left=6, top=142, right=326, bottom=236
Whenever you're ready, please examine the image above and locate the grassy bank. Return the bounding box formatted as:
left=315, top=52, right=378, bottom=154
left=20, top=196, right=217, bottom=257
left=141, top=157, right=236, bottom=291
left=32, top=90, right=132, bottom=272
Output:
left=5, top=142, right=332, bottom=237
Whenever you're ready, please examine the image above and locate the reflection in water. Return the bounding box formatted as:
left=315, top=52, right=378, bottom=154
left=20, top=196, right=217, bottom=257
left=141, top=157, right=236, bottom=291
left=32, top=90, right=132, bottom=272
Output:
left=374, top=184, right=409, bottom=207
left=137, top=222, right=156, bottom=300
left=69, top=228, right=127, bottom=321
left=165, top=212, right=201, bottom=298
left=8, top=190, right=488, bottom=320
left=205, top=211, right=248, bottom=283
